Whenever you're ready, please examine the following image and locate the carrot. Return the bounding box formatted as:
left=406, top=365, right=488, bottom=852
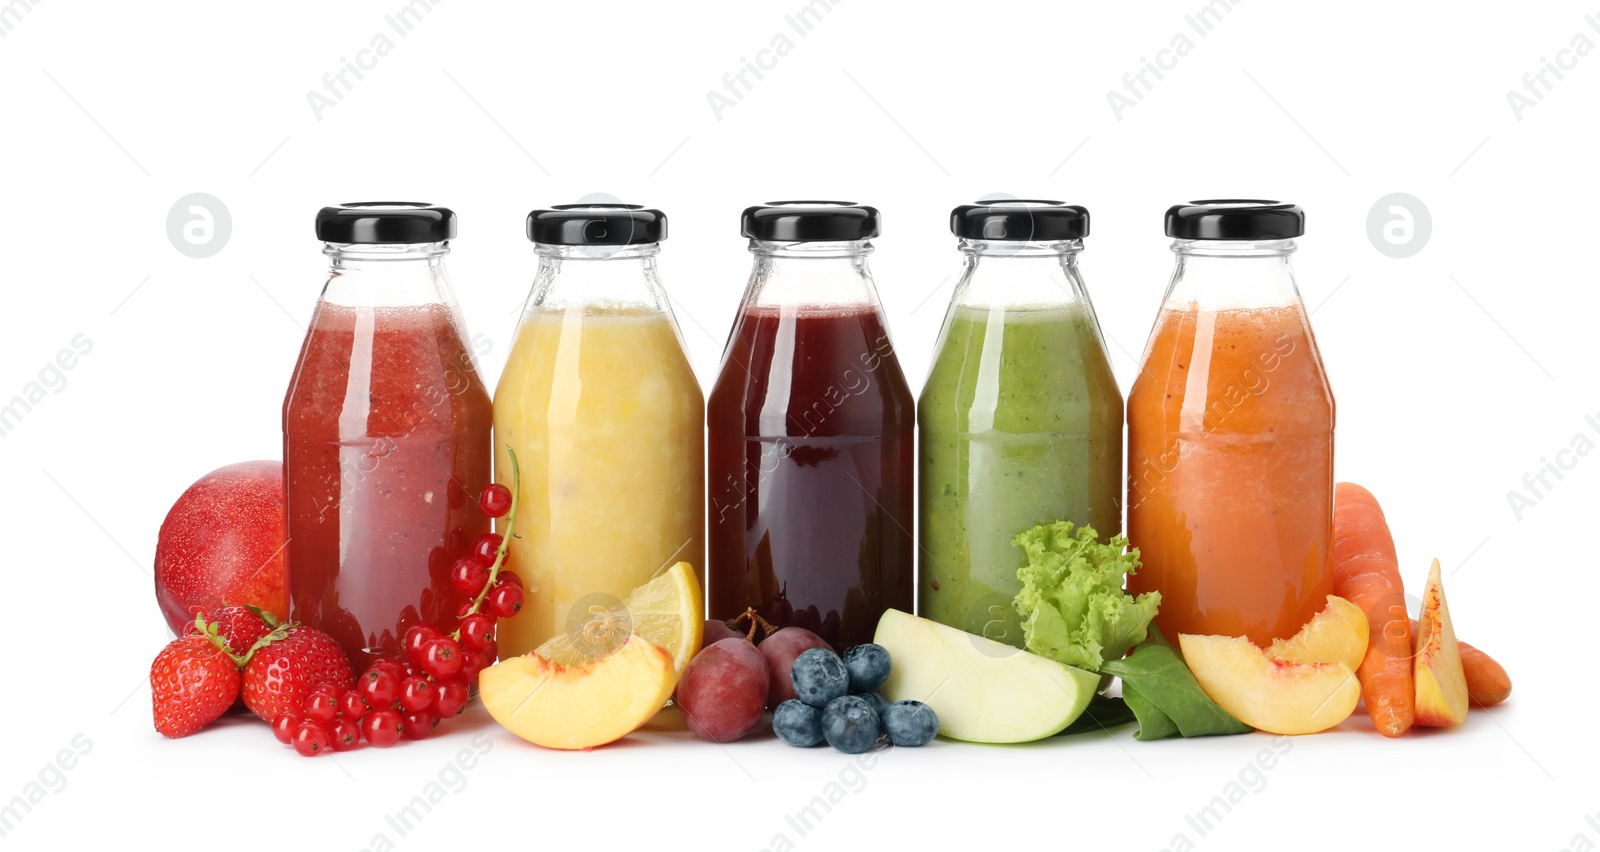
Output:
left=1332, top=482, right=1414, bottom=737
left=1459, top=641, right=1512, bottom=706
left=1402, top=622, right=1512, bottom=707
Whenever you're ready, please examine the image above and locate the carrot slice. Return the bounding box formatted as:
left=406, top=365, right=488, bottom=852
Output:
left=1332, top=482, right=1414, bottom=737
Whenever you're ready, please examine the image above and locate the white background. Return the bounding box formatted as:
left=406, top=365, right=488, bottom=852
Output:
left=1, top=0, right=1594, bottom=849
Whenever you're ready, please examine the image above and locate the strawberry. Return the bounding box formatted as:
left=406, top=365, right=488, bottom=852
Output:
left=151, top=633, right=241, bottom=738
left=241, top=624, right=354, bottom=722
left=200, top=605, right=278, bottom=656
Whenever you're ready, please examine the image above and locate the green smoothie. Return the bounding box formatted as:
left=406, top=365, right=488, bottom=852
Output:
left=917, top=302, right=1123, bottom=647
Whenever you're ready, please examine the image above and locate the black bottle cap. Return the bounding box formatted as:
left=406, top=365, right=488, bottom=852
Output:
left=315, top=202, right=456, bottom=244
left=741, top=201, right=880, bottom=242
left=526, top=204, right=666, bottom=246
left=1164, top=200, right=1305, bottom=240
left=951, top=199, right=1090, bottom=241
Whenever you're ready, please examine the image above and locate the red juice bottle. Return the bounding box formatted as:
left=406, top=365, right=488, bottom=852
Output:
left=284, top=203, right=493, bottom=669
left=707, top=202, right=915, bottom=650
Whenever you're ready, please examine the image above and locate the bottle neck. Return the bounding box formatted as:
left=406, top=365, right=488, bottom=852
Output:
left=321, top=242, right=455, bottom=308
left=953, top=238, right=1087, bottom=308
left=524, top=242, right=671, bottom=314
left=1164, top=238, right=1304, bottom=310
left=743, top=239, right=880, bottom=309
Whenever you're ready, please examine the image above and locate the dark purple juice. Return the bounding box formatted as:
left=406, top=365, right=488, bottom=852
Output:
left=707, top=304, right=914, bottom=650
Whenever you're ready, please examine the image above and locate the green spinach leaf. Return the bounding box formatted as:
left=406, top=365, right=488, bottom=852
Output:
left=1103, top=644, right=1252, bottom=739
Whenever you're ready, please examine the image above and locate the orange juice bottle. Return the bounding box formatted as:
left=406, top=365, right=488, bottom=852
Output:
left=1126, top=201, right=1335, bottom=646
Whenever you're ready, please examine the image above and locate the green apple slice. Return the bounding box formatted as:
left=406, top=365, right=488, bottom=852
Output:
left=874, top=608, right=1098, bottom=744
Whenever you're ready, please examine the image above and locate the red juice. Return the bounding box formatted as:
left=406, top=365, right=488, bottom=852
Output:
left=284, top=302, right=492, bottom=668
left=707, top=305, right=915, bottom=650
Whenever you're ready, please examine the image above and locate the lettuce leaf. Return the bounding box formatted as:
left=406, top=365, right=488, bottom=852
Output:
left=1012, top=521, right=1161, bottom=672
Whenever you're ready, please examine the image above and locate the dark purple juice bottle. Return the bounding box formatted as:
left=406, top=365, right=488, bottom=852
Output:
left=707, top=202, right=914, bottom=650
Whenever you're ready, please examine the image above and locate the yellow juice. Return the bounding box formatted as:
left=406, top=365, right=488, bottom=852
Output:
left=492, top=305, right=704, bottom=657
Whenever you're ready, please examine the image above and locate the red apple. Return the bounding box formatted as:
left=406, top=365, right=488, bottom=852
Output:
left=155, top=461, right=288, bottom=634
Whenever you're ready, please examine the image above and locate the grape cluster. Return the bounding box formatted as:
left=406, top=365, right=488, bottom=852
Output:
left=270, top=480, right=524, bottom=756
left=773, top=644, right=939, bottom=752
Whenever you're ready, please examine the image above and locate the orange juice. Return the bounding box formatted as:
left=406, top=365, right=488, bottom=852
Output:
left=1126, top=302, right=1334, bottom=645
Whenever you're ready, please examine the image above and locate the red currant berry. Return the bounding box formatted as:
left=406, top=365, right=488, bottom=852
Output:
left=401, top=709, right=438, bottom=741
left=330, top=717, right=362, bottom=751
left=421, top=638, right=464, bottom=679
left=472, top=533, right=503, bottom=562
left=398, top=677, right=433, bottom=712
left=460, top=648, right=491, bottom=682
left=362, top=708, right=403, bottom=748
left=357, top=669, right=400, bottom=707
left=368, top=657, right=406, bottom=679
left=497, top=570, right=523, bottom=589
left=487, top=582, right=524, bottom=618
left=478, top=483, right=512, bottom=518
left=292, top=720, right=333, bottom=757
left=458, top=613, right=497, bottom=650
left=403, top=624, right=443, bottom=664
left=304, top=683, right=341, bottom=723
left=432, top=679, right=469, bottom=717
left=450, top=557, right=491, bottom=597
left=272, top=712, right=302, bottom=745
left=338, top=689, right=368, bottom=720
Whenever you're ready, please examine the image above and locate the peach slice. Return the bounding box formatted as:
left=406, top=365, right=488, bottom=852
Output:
left=1180, top=634, right=1361, bottom=735
left=1412, top=559, right=1468, bottom=727
left=479, top=635, right=678, bottom=750
left=1268, top=595, right=1369, bottom=670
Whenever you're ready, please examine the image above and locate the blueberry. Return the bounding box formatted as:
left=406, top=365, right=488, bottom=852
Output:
left=822, top=695, right=881, bottom=754
left=860, top=691, right=890, bottom=719
left=791, top=648, right=848, bottom=708
left=772, top=699, right=825, bottom=747
left=843, top=643, right=891, bottom=693
left=882, top=700, right=939, bottom=747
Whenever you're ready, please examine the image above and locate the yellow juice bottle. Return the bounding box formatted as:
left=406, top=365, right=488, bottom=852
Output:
left=493, top=204, right=704, bottom=658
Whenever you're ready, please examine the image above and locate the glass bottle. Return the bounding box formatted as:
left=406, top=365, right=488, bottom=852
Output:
left=493, top=203, right=704, bottom=658
left=1126, top=200, right=1336, bottom=645
left=285, top=203, right=493, bottom=669
left=919, top=200, right=1123, bottom=647
left=707, top=201, right=915, bottom=651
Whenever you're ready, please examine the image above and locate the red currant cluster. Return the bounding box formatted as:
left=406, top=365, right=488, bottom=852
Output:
left=270, top=475, right=524, bottom=757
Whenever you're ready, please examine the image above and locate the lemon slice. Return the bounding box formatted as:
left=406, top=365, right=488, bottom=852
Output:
left=535, top=561, right=703, bottom=674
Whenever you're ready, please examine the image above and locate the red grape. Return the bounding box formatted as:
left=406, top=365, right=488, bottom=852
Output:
left=676, top=638, right=769, bottom=743
left=758, top=627, right=831, bottom=708
left=703, top=619, right=742, bottom=647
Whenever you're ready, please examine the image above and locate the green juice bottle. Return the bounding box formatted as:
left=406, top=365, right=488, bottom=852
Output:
left=918, top=200, right=1124, bottom=647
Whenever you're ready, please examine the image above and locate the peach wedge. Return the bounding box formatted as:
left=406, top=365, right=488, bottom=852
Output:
left=1180, top=635, right=1362, bottom=736
left=480, top=635, right=678, bottom=750
left=1268, top=595, right=1369, bottom=670
left=1413, top=559, right=1469, bottom=727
